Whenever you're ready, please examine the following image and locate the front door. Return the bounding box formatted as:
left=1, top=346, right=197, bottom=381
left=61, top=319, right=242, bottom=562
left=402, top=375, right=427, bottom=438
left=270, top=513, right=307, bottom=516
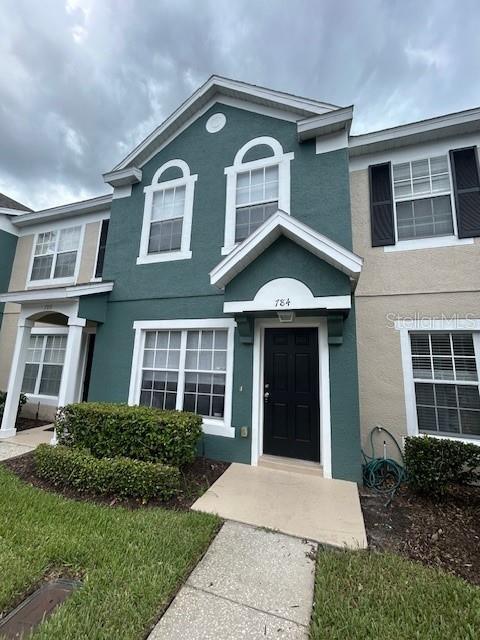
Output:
left=263, top=327, right=320, bottom=462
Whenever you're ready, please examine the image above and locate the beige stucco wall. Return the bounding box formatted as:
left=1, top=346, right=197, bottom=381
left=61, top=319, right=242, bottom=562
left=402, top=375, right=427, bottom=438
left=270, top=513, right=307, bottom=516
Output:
left=351, top=167, right=480, bottom=453
left=8, top=235, right=33, bottom=292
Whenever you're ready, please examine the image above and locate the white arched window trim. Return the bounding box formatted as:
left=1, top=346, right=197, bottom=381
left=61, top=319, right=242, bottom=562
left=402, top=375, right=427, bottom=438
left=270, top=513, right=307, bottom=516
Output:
left=222, top=136, right=294, bottom=255
left=137, top=159, right=198, bottom=265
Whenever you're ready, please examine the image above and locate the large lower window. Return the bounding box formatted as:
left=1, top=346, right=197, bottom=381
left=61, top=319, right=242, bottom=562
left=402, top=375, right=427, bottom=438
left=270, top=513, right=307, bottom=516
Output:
left=410, top=332, right=480, bottom=438
left=139, top=328, right=228, bottom=420
left=30, top=226, right=81, bottom=282
left=22, top=334, right=67, bottom=397
left=393, top=155, right=455, bottom=241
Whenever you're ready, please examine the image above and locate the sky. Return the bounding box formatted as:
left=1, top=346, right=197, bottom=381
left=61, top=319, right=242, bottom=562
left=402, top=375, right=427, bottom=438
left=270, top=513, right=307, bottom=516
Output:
left=1, top=0, right=479, bottom=211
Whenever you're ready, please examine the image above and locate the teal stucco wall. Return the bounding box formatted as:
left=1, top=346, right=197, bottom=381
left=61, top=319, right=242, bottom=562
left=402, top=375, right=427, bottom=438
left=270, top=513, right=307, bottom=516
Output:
left=0, top=227, right=18, bottom=323
left=87, top=102, right=361, bottom=478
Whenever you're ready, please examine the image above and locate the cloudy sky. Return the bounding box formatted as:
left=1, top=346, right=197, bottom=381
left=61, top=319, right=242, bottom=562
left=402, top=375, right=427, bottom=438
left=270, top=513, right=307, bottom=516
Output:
left=1, top=0, right=479, bottom=210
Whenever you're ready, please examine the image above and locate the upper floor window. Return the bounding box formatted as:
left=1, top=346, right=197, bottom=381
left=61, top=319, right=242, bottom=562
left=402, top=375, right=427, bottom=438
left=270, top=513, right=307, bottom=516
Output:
left=222, top=137, right=293, bottom=254
left=410, top=331, right=480, bottom=440
left=137, top=159, right=197, bottom=265
left=30, top=226, right=81, bottom=284
left=393, top=155, right=454, bottom=241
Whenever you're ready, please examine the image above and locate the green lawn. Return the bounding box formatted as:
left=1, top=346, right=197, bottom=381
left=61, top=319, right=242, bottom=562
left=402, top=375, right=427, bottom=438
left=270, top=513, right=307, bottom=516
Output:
left=0, top=466, right=219, bottom=639
left=310, top=549, right=480, bottom=640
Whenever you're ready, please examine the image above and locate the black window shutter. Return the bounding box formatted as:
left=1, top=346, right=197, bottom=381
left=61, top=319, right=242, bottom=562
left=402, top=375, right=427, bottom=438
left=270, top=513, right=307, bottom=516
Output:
left=369, top=162, right=395, bottom=247
left=449, top=147, right=480, bottom=238
left=95, top=219, right=109, bottom=278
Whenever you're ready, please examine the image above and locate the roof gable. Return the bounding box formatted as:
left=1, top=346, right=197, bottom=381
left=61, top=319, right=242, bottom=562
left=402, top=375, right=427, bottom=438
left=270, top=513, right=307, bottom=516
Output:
left=209, top=211, right=363, bottom=289
left=108, top=76, right=341, bottom=173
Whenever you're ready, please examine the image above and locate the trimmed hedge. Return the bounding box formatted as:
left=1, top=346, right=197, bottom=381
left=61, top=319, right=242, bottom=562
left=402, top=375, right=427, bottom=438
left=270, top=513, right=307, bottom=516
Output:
left=0, top=391, right=27, bottom=420
left=56, top=403, right=203, bottom=467
left=34, top=444, right=181, bottom=501
left=405, top=436, right=480, bottom=496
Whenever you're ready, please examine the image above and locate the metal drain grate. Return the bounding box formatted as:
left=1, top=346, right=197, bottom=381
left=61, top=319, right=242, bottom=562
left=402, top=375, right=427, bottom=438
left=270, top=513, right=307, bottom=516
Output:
left=0, top=579, right=81, bottom=638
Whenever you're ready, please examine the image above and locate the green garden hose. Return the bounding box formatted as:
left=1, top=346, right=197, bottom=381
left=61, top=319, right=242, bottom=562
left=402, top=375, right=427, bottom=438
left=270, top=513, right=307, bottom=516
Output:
left=362, top=426, right=407, bottom=504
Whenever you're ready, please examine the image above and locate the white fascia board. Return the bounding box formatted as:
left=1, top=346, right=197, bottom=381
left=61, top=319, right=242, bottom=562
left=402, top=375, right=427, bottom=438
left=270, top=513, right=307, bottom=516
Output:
left=349, top=105, right=480, bottom=157
left=112, top=75, right=342, bottom=171
left=210, top=211, right=363, bottom=289
left=103, top=167, right=142, bottom=187
left=0, top=281, right=114, bottom=304
left=224, top=295, right=351, bottom=314
left=12, top=194, right=113, bottom=228
left=297, top=106, right=353, bottom=141
left=0, top=207, right=31, bottom=216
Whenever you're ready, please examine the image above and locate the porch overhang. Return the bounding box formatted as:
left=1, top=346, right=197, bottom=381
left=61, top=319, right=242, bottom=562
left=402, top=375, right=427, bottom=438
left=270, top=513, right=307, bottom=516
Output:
left=209, top=211, right=363, bottom=290
left=0, top=281, right=114, bottom=305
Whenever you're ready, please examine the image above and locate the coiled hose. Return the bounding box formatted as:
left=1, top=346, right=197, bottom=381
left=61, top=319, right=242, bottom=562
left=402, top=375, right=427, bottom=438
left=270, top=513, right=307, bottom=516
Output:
left=362, top=426, right=406, bottom=505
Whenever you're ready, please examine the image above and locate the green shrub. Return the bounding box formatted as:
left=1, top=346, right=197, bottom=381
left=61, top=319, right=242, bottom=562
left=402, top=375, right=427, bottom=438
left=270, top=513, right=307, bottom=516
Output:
left=34, top=444, right=181, bottom=501
left=0, top=391, right=27, bottom=420
left=56, top=402, right=203, bottom=467
left=404, top=436, right=480, bottom=496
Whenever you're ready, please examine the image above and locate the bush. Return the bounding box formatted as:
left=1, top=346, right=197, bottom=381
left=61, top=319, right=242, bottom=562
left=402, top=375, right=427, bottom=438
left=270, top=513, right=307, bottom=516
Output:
left=404, top=436, right=480, bottom=496
left=56, top=402, right=203, bottom=467
left=0, top=391, right=27, bottom=420
left=34, top=444, right=181, bottom=501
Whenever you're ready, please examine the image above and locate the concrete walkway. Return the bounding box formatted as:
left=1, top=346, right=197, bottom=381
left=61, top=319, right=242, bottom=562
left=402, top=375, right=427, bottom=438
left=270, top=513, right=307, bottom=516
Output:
left=149, top=521, right=317, bottom=639
left=192, top=463, right=367, bottom=549
left=0, top=425, right=52, bottom=461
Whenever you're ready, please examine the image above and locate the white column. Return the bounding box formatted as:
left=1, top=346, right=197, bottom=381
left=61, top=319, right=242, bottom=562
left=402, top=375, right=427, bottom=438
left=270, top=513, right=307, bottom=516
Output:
left=0, top=318, right=33, bottom=439
left=57, top=317, right=86, bottom=408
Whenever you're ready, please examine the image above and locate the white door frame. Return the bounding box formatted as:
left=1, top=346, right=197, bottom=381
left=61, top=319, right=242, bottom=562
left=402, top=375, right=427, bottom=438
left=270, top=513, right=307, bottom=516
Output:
left=250, top=316, right=332, bottom=478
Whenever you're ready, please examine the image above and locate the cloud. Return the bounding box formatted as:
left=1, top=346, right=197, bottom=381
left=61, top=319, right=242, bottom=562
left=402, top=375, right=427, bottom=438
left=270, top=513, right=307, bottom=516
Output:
left=0, top=0, right=479, bottom=209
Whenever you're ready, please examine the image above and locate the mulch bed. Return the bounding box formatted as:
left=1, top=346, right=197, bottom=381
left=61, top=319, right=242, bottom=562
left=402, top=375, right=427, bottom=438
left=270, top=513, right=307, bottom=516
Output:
left=15, top=417, right=51, bottom=432
left=2, top=452, right=229, bottom=511
left=360, top=484, right=480, bottom=586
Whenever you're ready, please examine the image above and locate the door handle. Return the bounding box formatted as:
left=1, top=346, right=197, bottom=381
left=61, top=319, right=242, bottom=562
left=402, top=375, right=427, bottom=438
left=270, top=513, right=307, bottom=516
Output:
left=264, top=391, right=270, bottom=403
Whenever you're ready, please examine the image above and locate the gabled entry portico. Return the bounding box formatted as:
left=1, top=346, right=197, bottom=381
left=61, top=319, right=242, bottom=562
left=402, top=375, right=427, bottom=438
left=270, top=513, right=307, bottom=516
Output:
left=210, top=211, right=363, bottom=481
left=0, top=281, right=113, bottom=439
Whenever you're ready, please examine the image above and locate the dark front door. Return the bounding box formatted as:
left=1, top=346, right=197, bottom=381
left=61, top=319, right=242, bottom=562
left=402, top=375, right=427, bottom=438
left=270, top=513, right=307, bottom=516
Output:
left=263, top=328, right=320, bottom=462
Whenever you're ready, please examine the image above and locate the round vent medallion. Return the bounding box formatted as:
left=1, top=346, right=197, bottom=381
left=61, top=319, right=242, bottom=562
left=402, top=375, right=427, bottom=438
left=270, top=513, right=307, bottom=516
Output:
left=206, top=113, right=226, bottom=133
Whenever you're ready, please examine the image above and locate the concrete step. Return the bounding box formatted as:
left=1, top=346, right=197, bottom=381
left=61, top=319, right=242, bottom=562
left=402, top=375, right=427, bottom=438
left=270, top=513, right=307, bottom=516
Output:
left=258, top=454, right=323, bottom=477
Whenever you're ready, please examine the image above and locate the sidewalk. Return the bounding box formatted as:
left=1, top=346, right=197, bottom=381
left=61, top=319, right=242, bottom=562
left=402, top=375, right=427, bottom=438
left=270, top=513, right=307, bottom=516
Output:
left=149, top=521, right=317, bottom=639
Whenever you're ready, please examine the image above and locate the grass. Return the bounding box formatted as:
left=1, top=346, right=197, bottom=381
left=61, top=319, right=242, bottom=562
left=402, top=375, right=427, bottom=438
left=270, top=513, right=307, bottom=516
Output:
left=310, top=549, right=480, bottom=640
left=0, top=465, right=219, bottom=639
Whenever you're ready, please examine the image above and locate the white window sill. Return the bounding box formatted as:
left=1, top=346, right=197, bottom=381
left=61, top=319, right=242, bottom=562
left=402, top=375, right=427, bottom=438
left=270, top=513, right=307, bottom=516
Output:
left=90, top=277, right=102, bottom=283
left=26, top=277, right=76, bottom=289
left=136, top=250, right=192, bottom=265
left=202, top=419, right=235, bottom=438
left=384, top=236, right=474, bottom=253
left=24, top=393, right=59, bottom=406
left=221, top=245, right=237, bottom=256
left=408, top=432, right=480, bottom=447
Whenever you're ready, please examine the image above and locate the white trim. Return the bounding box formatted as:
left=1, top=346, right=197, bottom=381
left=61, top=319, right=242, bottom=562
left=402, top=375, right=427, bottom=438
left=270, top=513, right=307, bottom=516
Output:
left=315, top=130, right=349, bottom=154
left=223, top=278, right=350, bottom=313
left=103, top=167, right=142, bottom=188
left=298, top=105, right=353, bottom=141
left=0, top=214, right=20, bottom=236
left=11, top=195, right=112, bottom=229
left=128, top=318, right=236, bottom=438
left=384, top=235, right=473, bottom=252
left=31, top=327, right=69, bottom=335
left=24, top=393, right=59, bottom=406
left=349, top=106, right=480, bottom=158
left=17, top=210, right=110, bottom=238
left=251, top=317, right=331, bottom=477
left=112, top=75, right=339, bottom=171
left=397, top=321, right=480, bottom=445
left=112, top=185, right=132, bottom=199
left=0, top=281, right=114, bottom=304
left=137, top=159, right=197, bottom=265
left=222, top=137, right=293, bottom=255
left=212, top=210, right=363, bottom=289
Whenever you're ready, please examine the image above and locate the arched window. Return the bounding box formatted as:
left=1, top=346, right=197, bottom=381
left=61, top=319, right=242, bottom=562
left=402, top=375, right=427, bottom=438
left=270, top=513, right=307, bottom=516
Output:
left=222, top=137, right=294, bottom=254
left=137, top=159, right=198, bottom=264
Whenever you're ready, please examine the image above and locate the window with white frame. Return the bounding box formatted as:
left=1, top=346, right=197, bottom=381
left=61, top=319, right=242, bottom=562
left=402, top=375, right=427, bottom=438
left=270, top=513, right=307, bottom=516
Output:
left=392, top=156, right=455, bottom=241
left=410, top=332, right=480, bottom=439
left=138, top=159, right=197, bottom=264
left=21, top=334, right=67, bottom=397
left=30, top=226, right=81, bottom=282
left=138, top=327, right=230, bottom=421
left=222, top=137, right=293, bottom=254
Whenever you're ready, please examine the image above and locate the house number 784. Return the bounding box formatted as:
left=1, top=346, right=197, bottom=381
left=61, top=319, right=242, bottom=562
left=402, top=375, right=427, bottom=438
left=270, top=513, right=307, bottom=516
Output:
left=274, top=298, right=291, bottom=307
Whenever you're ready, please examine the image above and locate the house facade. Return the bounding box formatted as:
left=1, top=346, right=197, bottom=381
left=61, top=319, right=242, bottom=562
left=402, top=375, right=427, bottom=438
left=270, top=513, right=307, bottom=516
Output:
left=0, top=77, right=479, bottom=482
